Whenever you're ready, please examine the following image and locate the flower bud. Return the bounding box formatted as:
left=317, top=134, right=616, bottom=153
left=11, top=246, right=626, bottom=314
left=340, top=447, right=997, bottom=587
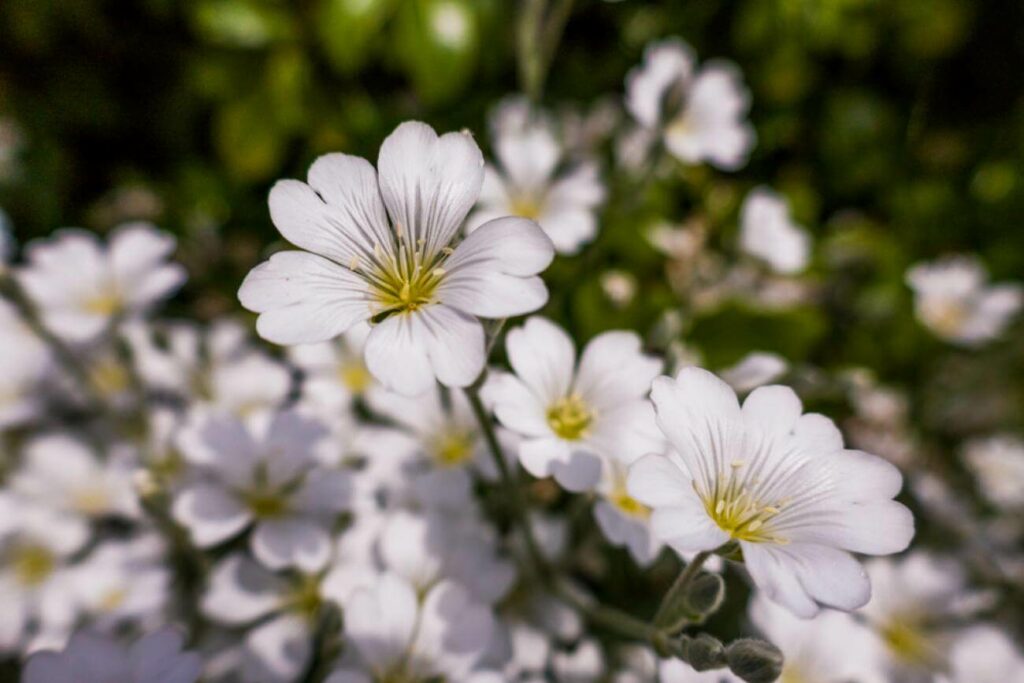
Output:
left=673, top=633, right=727, bottom=671
left=655, top=571, right=725, bottom=632
left=726, top=638, right=785, bottom=683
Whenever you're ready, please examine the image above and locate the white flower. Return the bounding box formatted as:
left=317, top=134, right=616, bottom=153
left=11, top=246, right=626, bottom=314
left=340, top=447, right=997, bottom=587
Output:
left=859, top=553, right=986, bottom=672
left=659, top=658, right=738, bottom=682
left=22, top=627, right=201, bottom=683
left=963, top=435, right=1024, bottom=511
left=739, top=187, right=810, bottom=274
left=172, top=409, right=350, bottom=571
left=202, top=554, right=332, bottom=682
left=0, top=300, right=52, bottom=429
left=12, top=434, right=139, bottom=522
left=906, top=255, right=1022, bottom=346
left=486, top=317, right=663, bottom=492
left=942, top=625, right=1024, bottom=683
left=719, top=352, right=788, bottom=393
left=326, top=572, right=494, bottom=683
left=71, top=536, right=170, bottom=631
left=289, top=322, right=376, bottom=409
left=628, top=367, right=914, bottom=617
left=625, top=38, right=754, bottom=170
left=748, top=593, right=887, bottom=683
left=467, top=100, right=605, bottom=255
left=0, top=496, right=88, bottom=654
left=552, top=638, right=605, bottom=682
left=15, top=224, right=186, bottom=343
left=593, top=457, right=662, bottom=566
left=239, top=121, right=555, bottom=395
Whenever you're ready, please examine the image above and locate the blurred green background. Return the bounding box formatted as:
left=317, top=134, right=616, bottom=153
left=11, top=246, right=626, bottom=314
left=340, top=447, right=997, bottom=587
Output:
left=1, top=0, right=1022, bottom=437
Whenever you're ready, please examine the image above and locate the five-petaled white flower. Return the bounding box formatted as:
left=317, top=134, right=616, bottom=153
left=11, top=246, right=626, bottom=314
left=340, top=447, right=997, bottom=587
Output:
left=486, top=316, right=664, bottom=492
left=172, top=409, right=351, bottom=572
left=239, top=121, right=555, bottom=395
left=625, top=38, right=755, bottom=171
left=467, top=99, right=605, bottom=255
left=628, top=367, right=914, bottom=617
left=906, top=255, right=1022, bottom=347
left=739, top=187, right=810, bottom=275
left=15, top=224, right=186, bottom=343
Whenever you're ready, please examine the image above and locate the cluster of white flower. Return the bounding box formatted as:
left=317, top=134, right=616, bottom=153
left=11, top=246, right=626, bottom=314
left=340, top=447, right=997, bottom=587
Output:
left=1, top=34, right=1022, bottom=683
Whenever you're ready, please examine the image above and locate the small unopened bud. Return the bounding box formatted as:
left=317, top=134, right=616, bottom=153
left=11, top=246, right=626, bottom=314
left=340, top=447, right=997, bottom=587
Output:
left=726, top=638, right=784, bottom=683
left=656, top=571, right=726, bottom=633
left=674, top=633, right=727, bottom=672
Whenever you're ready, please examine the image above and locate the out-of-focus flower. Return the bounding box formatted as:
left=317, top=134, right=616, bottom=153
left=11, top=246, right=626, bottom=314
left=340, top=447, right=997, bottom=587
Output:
left=239, top=121, right=554, bottom=395
left=859, top=553, right=988, bottom=675
left=0, top=496, right=89, bottom=654
left=719, top=352, right=788, bottom=393
left=172, top=410, right=350, bottom=571
left=72, top=536, right=170, bottom=631
left=906, top=255, right=1022, bottom=346
left=739, top=187, right=810, bottom=275
left=625, top=39, right=754, bottom=170
left=629, top=367, right=914, bottom=617
left=659, top=659, right=739, bottom=681
left=202, top=553, right=342, bottom=682
left=467, top=97, right=605, bottom=255
left=593, top=456, right=662, bottom=566
left=748, top=593, right=887, bottom=683
left=288, top=322, right=375, bottom=409
left=12, top=434, right=139, bottom=522
left=552, top=638, right=605, bottom=682
left=325, top=572, right=494, bottom=682
left=940, top=625, right=1024, bottom=683
left=15, top=224, right=186, bottom=343
left=486, top=317, right=663, bottom=492
left=0, top=300, right=52, bottom=429
left=22, top=627, right=202, bottom=683
left=963, top=435, right=1024, bottom=511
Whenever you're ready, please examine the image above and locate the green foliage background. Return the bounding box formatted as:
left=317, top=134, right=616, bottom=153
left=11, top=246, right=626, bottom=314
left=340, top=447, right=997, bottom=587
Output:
left=1, top=0, right=1023, bottom=633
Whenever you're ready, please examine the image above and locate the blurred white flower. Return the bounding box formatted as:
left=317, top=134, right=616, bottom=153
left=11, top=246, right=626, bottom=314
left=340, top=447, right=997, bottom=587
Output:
left=552, top=638, right=605, bottom=682
left=289, top=322, right=375, bottom=410
left=600, top=270, right=638, bottom=308
left=72, top=535, right=170, bottom=631
left=22, top=627, right=201, bottom=683
left=486, top=317, right=663, bottom=492
left=593, top=457, right=662, bottom=566
left=15, top=224, right=186, bottom=343
left=941, top=625, right=1024, bottom=683
left=658, top=658, right=738, bottom=681
left=172, top=410, right=350, bottom=571
left=202, top=553, right=339, bottom=682
left=12, top=434, right=139, bottom=522
left=0, top=496, right=88, bottom=654
left=467, top=98, right=605, bottom=255
left=719, top=351, right=788, bottom=393
left=859, top=553, right=988, bottom=673
left=325, top=572, right=494, bottom=682
left=628, top=367, right=914, bottom=617
left=0, top=300, right=52, bottom=429
left=239, top=121, right=554, bottom=395
left=739, top=187, right=810, bottom=274
left=748, top=593, right=887, bottom=683
left=906, top=255, right=1022, bottom=346
left=963, top=435, right=1024, bottom=511
left=625, top=38, right=754, bottom=170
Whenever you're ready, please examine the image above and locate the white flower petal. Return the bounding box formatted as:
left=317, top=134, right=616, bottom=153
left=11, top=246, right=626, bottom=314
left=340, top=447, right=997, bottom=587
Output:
left=438, top=217, right=553, bottom=318
left=377, top=121, right=483, bottom=257
left=574, top=330, right=661, bottom=411
left=172, top=483, right=251, bottom=548
left=251, top=518, right=332, bottom=572
left=505, top=317, right=575, bottom=404
left=346, top=573, right=419, bottom=673
left=550, top=451, right=603, bottom=492
left=627, top=453, right=692, bottom=507
left=238, top=251, right=370, bottom=344
left=741, top=385, right=803, bottom=439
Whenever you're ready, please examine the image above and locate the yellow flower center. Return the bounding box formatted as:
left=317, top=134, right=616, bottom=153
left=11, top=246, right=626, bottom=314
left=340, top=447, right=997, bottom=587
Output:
left=98, top=587, right=128, bottom=611
left=73, top=487, right=113, bottom=515
left=243, top=491, right=289, bottom=519
left=547, top=394, right=593, bottom=441
left=923, top=298, right=968, bottom=337
left=88, top=357, right=131, bottom=396
left=12, top=544, right=56, bottom=587
left=338, top=360, right=373, bottom=394
left=288, top=576, right=323, bottom=623
left=510, top=194, right=543, bottom=220
left=780, top=666, right=808, bottom=683
left=881, top=618, right=935, bottom=665
left=611, top=487, right=650, bottom=519
left=431, top=429, right=476, bottom=467
left=83, top=291, right=122, bottom=316
left=355, top=233, right=449, bottom=321
left=700, top=462, right=786, bottom=544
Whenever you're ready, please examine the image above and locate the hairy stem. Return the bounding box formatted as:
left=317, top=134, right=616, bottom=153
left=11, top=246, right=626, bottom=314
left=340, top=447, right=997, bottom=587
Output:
left=653, top=550, right=713, bottom=626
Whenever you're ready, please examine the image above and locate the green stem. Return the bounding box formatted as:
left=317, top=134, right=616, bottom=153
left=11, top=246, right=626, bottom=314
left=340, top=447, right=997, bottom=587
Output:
left=653, top=550, right=712, bottom=626
left=517, top=0, right=575, bottom=102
